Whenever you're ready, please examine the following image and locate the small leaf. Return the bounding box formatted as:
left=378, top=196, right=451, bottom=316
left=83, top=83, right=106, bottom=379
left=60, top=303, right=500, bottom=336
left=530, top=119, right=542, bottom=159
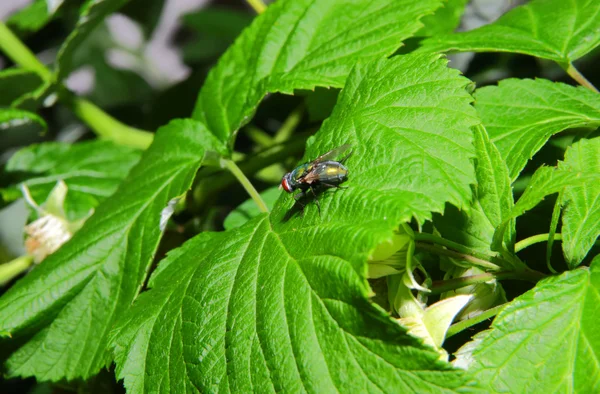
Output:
left=0, top=68, right=43, bottom=106
left=2, top=140, right=141, bottom=220
left=0, top=108, right=46, bottom=134
left=0, top=119, right=211, bottom=381
left=493, top=164, right=600, bottom=252
left=7, top=0, right=66, bottom=35
left=420, top=0, right=600, bottom=65
left=11, top=81, right=56, bottom=112
left=559, top=138, right=600, bottom=267
left=223, top=186, right=280, bottom=230
left=55, top=0, right=129, bottom=82
left=111, top=54, right=483, bottom=393
left=455, top=257, right=600, bottom=393
left=434, top=125, right=514, bottom=254
left=475, top=79, right=600, bottom=180
left=417, top=0, right=469, bottom=37
left=192, top=0, right=445, bottom=148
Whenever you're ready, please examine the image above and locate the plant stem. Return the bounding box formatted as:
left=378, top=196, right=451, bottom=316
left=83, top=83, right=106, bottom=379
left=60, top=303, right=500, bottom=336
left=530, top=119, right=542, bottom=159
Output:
left=246, top=0, right=267, bottom=14
left=515, top=233, right=563, bottom=253
left=429, top=273, right=496, bottom=294
left=446, top=304, right=506, bottom=338
left=274, top=105, right=304, bottom=143
left=71, top=98, right=153, bottom=149
left=430, top=270, right=544, bottom=295
left=413, top=233, right=500, bottom=266
left=0, top=22, right=51, bottom=81
left=564, top=63, right=599, bottom=93
left=0, top=22, right=154, bottom=149
left=221, top=158, right=269, bottom=213
left=415, top=242, right=502, bottom=271
left=191, top=132, right=308, bottom=207
left=0, top=255, right=34, bottom=286
left=246, top=126, right=274, bottom=148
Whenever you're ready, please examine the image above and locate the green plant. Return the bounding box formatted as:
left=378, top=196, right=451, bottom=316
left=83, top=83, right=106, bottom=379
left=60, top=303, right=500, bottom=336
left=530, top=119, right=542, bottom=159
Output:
left=0, top=0, right=599, bottom=392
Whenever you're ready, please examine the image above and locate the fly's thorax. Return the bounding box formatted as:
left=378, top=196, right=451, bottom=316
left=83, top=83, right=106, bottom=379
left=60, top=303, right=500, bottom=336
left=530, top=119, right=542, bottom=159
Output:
left=291, top=163, right=310, bottom=182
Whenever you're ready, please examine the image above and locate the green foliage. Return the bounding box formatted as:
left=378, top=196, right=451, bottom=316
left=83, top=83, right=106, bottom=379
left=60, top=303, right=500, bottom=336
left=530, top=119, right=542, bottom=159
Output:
left=192, top=0, right=444, bottom=147
left=0, top=68, right=43, bottom=106
left=434, top=125, right=514, bottom=254
left=1, top=0, right=600, bottom=392
left=7, top=0, right=65, bottom=35
left=559, top=138, right=600, bottom=267
left=223, top=186, right=279, bottom=229
left=111, top=54, right=482, bottom=393
left=0, top=120, right=211, bottom=380
left=417, top=0, right=469, bottom=37
left=455, top=257, right=600, bottom=393
left=0, top=108, right=46, bottom=133
left=420, top=0, right=600, bottom=66
left=493, top=150, right=600, bottom=253
left=55, top=0, right=130, bottom=81
left=475, top=78, right=600, bottom=180
left=2, top=141, right=141, bottom=219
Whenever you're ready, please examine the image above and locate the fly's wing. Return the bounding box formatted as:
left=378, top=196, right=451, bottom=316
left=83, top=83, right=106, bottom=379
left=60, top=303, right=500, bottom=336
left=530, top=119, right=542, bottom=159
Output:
left=312, top=144, right=351, bottom=164
left=302, top=162, right=329, bottom=184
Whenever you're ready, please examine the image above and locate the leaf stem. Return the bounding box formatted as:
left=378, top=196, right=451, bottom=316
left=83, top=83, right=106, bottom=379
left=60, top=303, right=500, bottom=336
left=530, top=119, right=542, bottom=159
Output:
left=0, top=255, right=34, bottom=286
left=564, top=63, right=599, bottom=93
left=0, top=22, right=51, bottom=81
left=430, top=270, right=543, bottom=295
left=413, top=233, right=500, bottom=266
left=221, top=158, right=269, bottom=213
left=191, top=132, right=308, bottom=208
left=0, top=21, right=154, bottom=149
left=515, top=233, right=563, bottom=253
left=246, top=0, right=267, bottom=14
left=446, top=304, right=506, bottom=338
left=70, top=98, right=153, bottom=149
left=415, top=242, right=502, bottom=271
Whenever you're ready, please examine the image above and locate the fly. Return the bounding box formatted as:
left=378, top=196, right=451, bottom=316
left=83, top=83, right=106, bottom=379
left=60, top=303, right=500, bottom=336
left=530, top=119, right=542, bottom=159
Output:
left=280, top=144, right=352, bottom=215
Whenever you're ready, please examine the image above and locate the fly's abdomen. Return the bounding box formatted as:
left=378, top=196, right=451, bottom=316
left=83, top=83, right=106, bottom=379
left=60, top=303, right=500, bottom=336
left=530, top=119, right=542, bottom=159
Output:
left=315, top=161, right=348, bottom=184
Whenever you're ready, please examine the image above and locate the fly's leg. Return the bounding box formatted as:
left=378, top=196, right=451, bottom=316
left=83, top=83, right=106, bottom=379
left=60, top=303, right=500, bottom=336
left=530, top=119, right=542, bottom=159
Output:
left=294, top=191, right=306, bottom=215
left=309, top=186, right=321, bottom=217
left=321, top=182, right=348, bottom=190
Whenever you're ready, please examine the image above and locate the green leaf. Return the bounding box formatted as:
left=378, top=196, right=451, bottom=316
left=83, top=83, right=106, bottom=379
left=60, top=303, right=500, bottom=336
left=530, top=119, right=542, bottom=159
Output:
left=192, top=0, right=445, bottom=148
left=0, top=68, right=43, bottom=106
left=7, top=0, right=66, bottom=35
left=111, top=54, right=482, bottom=393
left=417, top=0, right=469, bottom=37
left=11, top=81, right=56, bottom=112
left=493, top=163, right=600, bottom=252
left=2, top=141, right=141, bottom=220
left=419, top=0, right=600, bottom=65
left=434, top=125, right=514, bottom=254
left=0, top=119, right=211, bottom=381
left=475, top=78, right=600, bottom=181
left=455, top=257, right=600, bottom=393
left=0, top=108, right=47, bottom=134
left=223, top=186, right=280, bottom=230
left=559, top=138, right=600, bottom=267
left=55, top=0, right=129, bottom=82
